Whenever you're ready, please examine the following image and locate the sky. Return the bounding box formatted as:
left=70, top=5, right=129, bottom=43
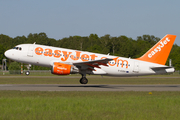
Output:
left=0, top=0, right=180, bottom=45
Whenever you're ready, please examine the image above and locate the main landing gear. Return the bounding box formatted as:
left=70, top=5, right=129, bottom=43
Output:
left=80, top=74, right=88, bottom=84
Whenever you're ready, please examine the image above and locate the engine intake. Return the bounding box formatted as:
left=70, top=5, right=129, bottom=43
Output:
left=51, top=62, right=79, bottom=75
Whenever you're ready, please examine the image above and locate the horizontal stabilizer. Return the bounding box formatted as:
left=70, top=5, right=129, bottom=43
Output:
left=150, top=66, right=173, bottom=71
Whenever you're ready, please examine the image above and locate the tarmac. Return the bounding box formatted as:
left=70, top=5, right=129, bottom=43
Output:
left=0, top=84, right=180, bottom=91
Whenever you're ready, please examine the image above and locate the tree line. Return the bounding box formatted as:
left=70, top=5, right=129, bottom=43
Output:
left=0, top=32, right=180, bottom=70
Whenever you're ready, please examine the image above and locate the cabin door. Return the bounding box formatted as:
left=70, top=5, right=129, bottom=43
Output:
left=27, top=45, right=34, bottom=57
left=133, top=62, right=139, bottom=73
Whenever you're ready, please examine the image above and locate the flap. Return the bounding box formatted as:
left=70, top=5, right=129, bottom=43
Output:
left=73, top=58, right=112, bottom=70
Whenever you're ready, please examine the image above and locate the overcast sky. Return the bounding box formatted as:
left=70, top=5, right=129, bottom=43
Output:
left=0, top=0, right=180, bottom=45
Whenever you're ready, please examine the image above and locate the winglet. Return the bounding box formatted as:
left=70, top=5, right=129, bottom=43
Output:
left=136, top=34, right=176, bottom=65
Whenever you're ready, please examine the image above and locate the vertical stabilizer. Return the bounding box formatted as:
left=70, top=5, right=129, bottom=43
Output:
left=136, top=34, right=176, bottom=65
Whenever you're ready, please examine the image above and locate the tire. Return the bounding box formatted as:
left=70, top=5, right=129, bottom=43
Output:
left=25, top=71, right=30, bottom=76
left=80, top=77, right=88, bottom=84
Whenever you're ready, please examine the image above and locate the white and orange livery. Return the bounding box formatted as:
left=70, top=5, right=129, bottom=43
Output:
left=5, top=34, right=176, bottom=84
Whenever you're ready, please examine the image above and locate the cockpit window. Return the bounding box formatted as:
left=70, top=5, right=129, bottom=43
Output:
left=13, top=47, right=22, bottom=51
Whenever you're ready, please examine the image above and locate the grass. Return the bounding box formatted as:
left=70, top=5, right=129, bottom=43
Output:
left=0, top=91, right=180, bottom=120
left=0, top=74, right=180, bottom=120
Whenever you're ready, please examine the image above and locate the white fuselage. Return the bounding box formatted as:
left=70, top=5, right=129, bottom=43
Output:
left=4, top=44, right=174, bottom=76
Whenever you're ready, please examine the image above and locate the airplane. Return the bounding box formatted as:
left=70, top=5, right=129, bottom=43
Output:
left=4, top=34, right=176, bottom=84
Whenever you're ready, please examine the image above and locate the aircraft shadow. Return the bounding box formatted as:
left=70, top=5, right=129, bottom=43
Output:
left=58, top=85, right=180, bottom=89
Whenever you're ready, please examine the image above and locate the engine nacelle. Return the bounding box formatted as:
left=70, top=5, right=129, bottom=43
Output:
left=51, top=62, right=79, bottom=75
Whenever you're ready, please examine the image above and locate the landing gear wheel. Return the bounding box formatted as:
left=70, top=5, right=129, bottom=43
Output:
left=80, top=77, right=88, bottom=84
left=25, top=71, right=30, bottom=76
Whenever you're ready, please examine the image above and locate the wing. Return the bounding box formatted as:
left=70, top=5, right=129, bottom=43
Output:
left=73, top=58, right=112, bottom=71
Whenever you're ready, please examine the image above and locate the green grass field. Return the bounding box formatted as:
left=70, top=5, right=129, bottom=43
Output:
left=1, top=91, right=180, bottom=120
left=0, top=74, right=180, bottom=120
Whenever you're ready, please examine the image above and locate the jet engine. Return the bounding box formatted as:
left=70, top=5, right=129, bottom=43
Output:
left=51, top=62, right=79, bottom=75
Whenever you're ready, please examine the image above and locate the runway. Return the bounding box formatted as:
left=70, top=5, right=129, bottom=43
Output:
left=0, top=84, right=180, bottom=91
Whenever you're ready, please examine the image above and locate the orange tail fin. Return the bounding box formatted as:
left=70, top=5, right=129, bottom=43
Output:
left=136, top=34, right=176, bottom=65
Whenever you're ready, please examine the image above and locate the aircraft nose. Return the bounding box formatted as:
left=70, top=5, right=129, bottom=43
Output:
left=4, top=50, right=12, bottom=59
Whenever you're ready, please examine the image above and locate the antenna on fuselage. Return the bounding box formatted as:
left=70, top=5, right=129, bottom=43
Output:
left=33, top=42, right=36, bottom=44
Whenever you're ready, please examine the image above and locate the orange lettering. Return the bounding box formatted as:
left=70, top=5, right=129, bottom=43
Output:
left=61, top=51, right=72, bottom=61
left=117, top=59, right=129, bottom=68
left=101, top=57, right=107, bottom=59
left=108, top=57, right=118, bottom=66
left=81, top=54, right=89, bottom=61
left=54, top=50, right=61, bottom=58
left=44, top=48, right=53, bottom=57
left=71, top=51, right=81, bottom=60
left=90, top=54, right=97, bottom=60
left=35, top=47, right=43, bottom=55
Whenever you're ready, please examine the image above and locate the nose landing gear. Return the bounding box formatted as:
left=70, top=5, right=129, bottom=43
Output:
left=25, top=64, right=31, bottom=76
left=25, top=71, right=30, bottom=75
